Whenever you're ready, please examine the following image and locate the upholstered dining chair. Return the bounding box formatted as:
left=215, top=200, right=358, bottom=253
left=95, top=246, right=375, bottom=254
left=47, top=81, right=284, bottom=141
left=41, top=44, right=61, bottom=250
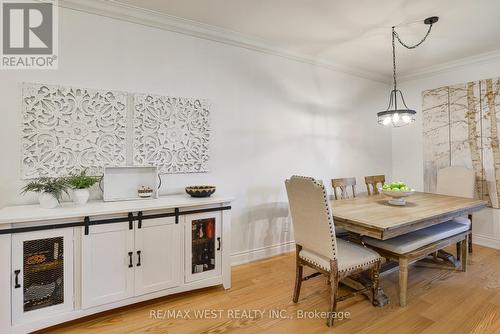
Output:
left=285, top=176, right=382, bottom=327
left=436, top=166, right=475, bottom=254
left=364, top=175, right=386, bottom=195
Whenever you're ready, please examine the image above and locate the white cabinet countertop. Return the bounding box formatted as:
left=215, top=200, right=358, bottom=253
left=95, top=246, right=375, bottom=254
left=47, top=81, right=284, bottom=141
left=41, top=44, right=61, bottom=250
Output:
left=0, top=194, right=233, bottom=224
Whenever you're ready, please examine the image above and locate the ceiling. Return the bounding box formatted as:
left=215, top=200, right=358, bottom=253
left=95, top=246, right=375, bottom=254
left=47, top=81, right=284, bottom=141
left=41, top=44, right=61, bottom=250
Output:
left=111, top=0, right=500, bottom=81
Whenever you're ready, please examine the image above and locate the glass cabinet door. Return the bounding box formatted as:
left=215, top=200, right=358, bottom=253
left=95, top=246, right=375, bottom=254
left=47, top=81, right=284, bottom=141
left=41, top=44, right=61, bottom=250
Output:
left=185, top=212, right=222, bottom=282
left=12, top=228, right=74, bottom=324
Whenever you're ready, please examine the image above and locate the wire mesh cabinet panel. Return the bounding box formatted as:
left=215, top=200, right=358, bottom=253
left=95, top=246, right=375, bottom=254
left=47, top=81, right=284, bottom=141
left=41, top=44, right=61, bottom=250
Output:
left=11, top=228, right=74, bottom=325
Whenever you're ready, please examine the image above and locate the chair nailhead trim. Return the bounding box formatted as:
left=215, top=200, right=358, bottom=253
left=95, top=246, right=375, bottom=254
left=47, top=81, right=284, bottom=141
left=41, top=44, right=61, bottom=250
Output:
left=299, top=253, right=381, bottom=273
left=338, top=258, right=380, bottom=273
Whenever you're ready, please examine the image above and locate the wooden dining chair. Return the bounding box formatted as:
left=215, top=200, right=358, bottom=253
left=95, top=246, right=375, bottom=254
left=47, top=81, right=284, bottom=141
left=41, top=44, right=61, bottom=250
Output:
left=332, top=177, right=357, bottom=200
left=364, top=175, right=386, bottom=195
left=285, top=176, right=382, bottom=327
left=436, top=166, right=475, bottom=255
left=331, top=177, right=357, bottom=237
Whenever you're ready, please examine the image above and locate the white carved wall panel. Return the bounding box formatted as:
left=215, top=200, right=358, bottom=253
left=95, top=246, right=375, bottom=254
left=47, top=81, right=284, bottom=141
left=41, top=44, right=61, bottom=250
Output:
left=21, top=83, right=127, bottom=178
left=133, top=94, right=210, bottom=174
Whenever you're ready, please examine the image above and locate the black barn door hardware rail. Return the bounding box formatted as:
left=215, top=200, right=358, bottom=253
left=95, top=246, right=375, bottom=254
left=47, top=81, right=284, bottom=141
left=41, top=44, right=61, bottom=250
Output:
left=0, top=205, right=231, bottom=235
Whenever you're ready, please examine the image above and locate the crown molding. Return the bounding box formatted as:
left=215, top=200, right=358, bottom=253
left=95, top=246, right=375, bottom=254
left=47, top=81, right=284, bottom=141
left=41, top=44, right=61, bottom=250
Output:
left=398, top=49, right=500, bottom=82
left=57, top=0, right=390, bottom=84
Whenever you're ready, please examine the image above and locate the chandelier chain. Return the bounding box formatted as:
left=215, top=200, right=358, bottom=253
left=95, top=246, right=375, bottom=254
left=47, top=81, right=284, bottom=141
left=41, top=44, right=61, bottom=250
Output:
left=390, top=23, right=435, bottom=107
left=393, top=24, right=434, bottom=49
left=392, top=27, right=397, bottom=96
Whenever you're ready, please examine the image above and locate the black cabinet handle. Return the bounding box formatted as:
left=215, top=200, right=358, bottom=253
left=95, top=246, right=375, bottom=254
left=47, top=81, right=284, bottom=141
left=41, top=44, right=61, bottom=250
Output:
left=128, top=212, right=133, bottom=230
left=14, top=270, right=21, bottom=288
left=217, top=237, right=221, bottom=251
left=136, top=250, right=141, bottom=267
left=128, top=252, right=133, bottom=268
left=137, top=211, right=143, bottom=229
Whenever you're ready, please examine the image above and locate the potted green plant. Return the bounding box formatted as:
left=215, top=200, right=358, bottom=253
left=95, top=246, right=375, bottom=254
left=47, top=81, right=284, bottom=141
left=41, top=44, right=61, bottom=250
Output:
left=66, top=170, right=100, bottom=205
left=21, top=177, right=69, bottom=209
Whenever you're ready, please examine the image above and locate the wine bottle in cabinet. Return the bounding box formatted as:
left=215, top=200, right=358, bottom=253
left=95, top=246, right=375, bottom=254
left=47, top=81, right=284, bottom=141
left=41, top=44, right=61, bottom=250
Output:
left=185, top=212, right=222, bottom=282
left=11, top=228, right=74, bottom=324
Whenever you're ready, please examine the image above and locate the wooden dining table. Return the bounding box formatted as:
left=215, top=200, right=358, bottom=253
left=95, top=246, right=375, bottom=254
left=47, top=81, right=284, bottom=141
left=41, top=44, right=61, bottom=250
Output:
left=330, top=191, right=487, bottom=306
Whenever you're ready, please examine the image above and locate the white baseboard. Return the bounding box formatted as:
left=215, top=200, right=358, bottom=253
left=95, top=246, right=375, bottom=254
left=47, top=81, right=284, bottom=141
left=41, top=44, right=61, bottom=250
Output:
left=231, top=241, right=295, bottom=266
left=472, top=233, right=500, bottom=250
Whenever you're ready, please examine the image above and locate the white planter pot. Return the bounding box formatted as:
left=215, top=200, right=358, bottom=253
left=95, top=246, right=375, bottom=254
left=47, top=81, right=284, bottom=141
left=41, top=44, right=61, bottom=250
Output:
left=72, top=188, right=90, bottom=205
left=39, top=193, right=59, bottom=209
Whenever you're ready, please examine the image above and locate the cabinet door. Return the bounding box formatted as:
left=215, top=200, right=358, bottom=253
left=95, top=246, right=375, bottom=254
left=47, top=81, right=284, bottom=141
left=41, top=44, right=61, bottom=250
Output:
left=81, top=222, right=134, bottom=309
left=185, top=211, right=222, bottom=282
left=11, top=228, right=74, bottom=325
left=134, top=217, right=181, bottom=295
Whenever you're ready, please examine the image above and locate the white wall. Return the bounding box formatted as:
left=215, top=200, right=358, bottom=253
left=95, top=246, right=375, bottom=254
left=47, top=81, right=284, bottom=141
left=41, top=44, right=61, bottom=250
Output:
left=0, top=8, right=392, bottom=263
left=392, top=57, right=500, bottom=249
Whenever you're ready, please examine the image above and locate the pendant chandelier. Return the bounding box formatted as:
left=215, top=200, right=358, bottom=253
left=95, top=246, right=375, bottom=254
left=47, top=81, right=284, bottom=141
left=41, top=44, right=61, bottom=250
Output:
left=378, top=16, right=439, bottom=127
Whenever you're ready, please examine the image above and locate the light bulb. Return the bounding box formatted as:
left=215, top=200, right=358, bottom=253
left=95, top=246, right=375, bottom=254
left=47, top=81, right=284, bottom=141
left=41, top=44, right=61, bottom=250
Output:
left=392, top=113, right=400, bottom=123
left=402, top=115, right=411, bottom=123
left=383, top=117, right=391, bottom=125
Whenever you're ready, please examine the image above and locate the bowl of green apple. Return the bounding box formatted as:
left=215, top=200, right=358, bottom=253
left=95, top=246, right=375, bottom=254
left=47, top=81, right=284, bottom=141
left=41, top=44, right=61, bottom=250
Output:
left=379, top=182, right=415, bottom=206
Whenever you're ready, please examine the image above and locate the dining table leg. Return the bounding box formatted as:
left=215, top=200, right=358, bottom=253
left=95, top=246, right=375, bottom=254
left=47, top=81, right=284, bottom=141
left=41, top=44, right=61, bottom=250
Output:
left=399, top=257, right=409, bottom=307
left=373, top=285, right=389, bottom=307
left=461, top=234, right=468, bottom=272
left=340, top=275, right=389, bottom=307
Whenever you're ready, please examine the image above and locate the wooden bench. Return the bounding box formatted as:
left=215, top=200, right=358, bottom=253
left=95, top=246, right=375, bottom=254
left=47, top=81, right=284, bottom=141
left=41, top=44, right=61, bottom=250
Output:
left=362, top=220, right=470, bottom=306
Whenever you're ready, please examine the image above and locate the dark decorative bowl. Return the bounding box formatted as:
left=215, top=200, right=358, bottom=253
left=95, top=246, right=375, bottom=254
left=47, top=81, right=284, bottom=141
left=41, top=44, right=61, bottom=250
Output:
left=185, top=186, right=216, bottom=198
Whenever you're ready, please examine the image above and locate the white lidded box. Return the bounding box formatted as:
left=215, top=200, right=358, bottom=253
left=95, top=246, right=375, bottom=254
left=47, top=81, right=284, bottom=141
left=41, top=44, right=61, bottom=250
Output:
left=102, top=166, right=159, bottom=201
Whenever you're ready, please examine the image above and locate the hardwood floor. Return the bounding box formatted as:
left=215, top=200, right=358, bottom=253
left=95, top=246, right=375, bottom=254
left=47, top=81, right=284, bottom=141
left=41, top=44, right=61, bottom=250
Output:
left=38, top=245, right=500, bottom=334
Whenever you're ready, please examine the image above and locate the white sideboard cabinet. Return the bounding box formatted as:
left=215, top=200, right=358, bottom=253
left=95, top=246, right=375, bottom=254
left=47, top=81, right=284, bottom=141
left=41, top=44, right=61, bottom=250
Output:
left=0, top=195, right=232, bottom=334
